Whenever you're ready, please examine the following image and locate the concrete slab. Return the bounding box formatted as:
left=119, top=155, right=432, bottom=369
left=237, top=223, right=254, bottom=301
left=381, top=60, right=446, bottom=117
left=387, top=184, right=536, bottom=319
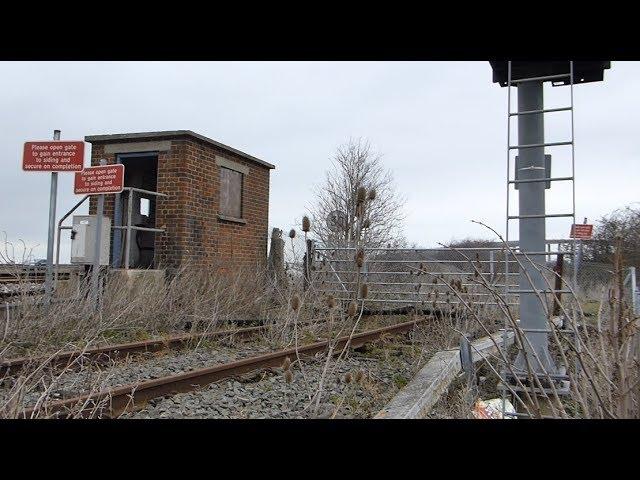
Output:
left=375, top=331, right=514, bottom=419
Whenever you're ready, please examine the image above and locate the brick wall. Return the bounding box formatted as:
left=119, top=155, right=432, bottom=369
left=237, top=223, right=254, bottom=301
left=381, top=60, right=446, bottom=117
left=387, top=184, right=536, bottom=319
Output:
left=89, top=136, right=271, bottom=272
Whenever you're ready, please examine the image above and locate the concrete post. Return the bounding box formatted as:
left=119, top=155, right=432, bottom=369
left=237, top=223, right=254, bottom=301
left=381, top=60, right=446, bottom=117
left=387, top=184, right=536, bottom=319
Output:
left=268, top=228, right=285, bottom=285
left=489, top=250, right=495, bottom=283
left=515, top=81, right=556, bottom=374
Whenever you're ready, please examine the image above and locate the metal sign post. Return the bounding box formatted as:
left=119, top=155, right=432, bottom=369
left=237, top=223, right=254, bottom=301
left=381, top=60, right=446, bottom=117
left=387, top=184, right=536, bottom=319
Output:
left=74, top=160, right=125, bottom=312
left=570, top=218, right=592, bottom=288
left=91, top=162, right=106, bottom=311
left=44, top=130, right=61, bottom=301
left=22, top=132, right=85, bottom=303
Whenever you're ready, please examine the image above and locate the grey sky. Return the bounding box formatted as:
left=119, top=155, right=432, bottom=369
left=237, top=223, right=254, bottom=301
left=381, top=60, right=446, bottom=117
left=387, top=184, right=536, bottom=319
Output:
left=0, top=61, right=637, bottom=262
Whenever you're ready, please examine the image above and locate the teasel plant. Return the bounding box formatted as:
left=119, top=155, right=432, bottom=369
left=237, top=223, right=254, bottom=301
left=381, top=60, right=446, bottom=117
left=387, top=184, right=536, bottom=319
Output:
left=307, top=186, right=377, bottom=416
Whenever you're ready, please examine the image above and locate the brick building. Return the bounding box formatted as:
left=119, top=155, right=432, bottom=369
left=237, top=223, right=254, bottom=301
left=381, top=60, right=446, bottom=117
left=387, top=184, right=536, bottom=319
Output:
left=85, top=131, right=275, bottom=272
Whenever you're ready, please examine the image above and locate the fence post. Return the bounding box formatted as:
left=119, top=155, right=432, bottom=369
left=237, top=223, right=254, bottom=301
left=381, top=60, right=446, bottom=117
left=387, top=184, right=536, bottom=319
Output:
left=630, top=266, right=638, bottom=315
left=552, top=253, right=564, bottom=317
left=573, top=239, right=582, bottom=291
left=303, top=239, right=314, bottom=291
left=267, top=228, right=285, bottom=286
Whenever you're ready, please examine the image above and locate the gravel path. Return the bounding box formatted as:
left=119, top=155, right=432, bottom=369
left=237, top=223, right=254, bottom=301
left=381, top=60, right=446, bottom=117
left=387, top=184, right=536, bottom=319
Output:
left=125, top=340, right=425, bottom=419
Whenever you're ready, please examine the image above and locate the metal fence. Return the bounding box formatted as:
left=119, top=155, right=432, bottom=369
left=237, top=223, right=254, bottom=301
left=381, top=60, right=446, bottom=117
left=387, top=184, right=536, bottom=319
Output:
left=309, top=246, right=521, bottom=309
left=301, top=239, right=637, bottom=314
left=546, top=239, right=638, bottom=305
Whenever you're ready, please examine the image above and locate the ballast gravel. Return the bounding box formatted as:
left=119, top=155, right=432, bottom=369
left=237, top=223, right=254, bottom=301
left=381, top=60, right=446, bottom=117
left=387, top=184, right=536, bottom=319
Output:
left=0, top=342, right=271, bottom=409
left=124, top=341, right=424, bottom=419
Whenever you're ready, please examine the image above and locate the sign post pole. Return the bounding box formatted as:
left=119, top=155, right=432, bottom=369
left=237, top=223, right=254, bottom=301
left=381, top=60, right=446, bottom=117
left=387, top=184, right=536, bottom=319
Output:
left=44, top=129, right=61, bottom=303
left=73, top=161, right=124, bottom=312
left=569, top=219, right=593, bottom=290
left=90, top=159, right=107, bottom=312
left=573, top=243, right=579, bottom=289
left=23, top=133, right=84, bottom=302
left=577, top=217, right=587, bottom=278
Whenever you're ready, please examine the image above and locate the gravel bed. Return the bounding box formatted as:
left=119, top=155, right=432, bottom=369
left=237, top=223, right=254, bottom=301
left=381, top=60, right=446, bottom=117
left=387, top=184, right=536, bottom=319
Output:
left=125, top=340, right=425, bottom=419
left=0, top=340, right=272, bottom=409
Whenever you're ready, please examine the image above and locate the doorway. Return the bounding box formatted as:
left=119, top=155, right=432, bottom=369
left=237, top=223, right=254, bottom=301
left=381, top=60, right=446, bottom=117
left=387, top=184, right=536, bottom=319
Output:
left=112, top=153, right=159, bottom=269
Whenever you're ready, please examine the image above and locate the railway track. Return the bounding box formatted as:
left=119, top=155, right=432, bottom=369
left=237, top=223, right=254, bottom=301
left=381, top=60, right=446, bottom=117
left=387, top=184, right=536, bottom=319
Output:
left=20, top=318, right=426, bottom=418
left=0, top=287, right=45, bottom=301
left=0, top=325, right=266, bottom=376
left=0, top=264, right=77, bottom=285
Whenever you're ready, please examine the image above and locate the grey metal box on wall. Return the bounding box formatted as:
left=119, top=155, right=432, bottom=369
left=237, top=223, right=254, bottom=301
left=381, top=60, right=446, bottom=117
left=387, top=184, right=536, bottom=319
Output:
left=70, top=215, right=111, bottom=265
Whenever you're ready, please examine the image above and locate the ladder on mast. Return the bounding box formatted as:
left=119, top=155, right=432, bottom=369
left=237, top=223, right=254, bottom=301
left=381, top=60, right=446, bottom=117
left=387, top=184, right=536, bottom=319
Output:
left=500, top=60, right=578, bottom=418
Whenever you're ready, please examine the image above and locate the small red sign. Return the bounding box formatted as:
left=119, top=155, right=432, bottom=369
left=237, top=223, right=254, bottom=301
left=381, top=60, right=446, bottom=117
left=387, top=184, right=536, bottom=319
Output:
left=74, top=164, right=125, bottom=195
left=570, top=224, right=593, bottom=240
left=23, top=141, right=85, bottom=172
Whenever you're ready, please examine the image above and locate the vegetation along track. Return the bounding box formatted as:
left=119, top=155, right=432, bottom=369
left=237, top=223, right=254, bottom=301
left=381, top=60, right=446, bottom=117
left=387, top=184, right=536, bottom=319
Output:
left=21, top=318, right=427, bottom=418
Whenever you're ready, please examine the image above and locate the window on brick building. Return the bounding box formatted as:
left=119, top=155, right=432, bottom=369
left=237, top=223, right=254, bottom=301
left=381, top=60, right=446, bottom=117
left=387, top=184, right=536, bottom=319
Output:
left=219, top=166, right=243, bottom=219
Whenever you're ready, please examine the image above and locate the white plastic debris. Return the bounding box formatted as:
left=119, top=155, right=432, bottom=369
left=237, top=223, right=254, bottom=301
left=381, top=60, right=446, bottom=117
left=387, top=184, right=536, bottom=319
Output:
left=472, top=398, right=516, bottom=419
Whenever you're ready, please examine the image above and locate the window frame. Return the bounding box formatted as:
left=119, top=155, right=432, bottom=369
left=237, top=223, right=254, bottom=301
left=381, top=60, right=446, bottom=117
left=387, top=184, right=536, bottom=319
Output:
left=216, top=156, right=249, bottom=225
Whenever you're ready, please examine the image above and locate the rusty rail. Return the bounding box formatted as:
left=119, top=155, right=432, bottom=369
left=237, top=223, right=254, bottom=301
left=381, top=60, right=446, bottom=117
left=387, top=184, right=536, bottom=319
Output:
left=22, top=318, right=426, bottom=418
left=0, top=264, right=77, bottom=284
left=0, top=326, right=265, bottom=377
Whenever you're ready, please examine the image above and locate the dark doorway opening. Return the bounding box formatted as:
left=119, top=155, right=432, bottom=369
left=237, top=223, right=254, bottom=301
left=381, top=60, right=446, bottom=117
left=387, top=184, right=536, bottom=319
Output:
left=113, top=153, right=159, bottom=269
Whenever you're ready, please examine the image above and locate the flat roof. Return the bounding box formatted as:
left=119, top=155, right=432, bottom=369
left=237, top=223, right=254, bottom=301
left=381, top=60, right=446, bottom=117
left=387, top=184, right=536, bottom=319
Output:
left=84, top=130, right=275, bottom=169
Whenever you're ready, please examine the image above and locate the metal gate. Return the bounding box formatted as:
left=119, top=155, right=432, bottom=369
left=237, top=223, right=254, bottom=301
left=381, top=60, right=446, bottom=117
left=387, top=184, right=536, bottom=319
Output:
left=308, top=245, right=521, bottom=309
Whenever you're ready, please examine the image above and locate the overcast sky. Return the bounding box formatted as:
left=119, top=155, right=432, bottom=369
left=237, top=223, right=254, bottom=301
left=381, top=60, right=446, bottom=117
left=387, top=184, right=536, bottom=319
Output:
left=0, top=61, right=637, bottom=262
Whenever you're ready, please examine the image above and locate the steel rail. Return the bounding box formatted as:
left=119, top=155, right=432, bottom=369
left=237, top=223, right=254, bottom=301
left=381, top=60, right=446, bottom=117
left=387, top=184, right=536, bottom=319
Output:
left=23, top=318, right=426, bottom=418
left=1, top=326, right=265, bottom=377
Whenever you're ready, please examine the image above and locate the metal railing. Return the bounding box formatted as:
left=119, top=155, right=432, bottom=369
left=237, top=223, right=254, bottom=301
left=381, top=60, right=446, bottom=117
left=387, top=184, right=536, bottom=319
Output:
left=309, top=245, right=526, bottom=308
left=112, top=187, right=168, bottom=269
left=54, top=187, right=168, bottom=279
left=55, top=195, right=89, bottom=286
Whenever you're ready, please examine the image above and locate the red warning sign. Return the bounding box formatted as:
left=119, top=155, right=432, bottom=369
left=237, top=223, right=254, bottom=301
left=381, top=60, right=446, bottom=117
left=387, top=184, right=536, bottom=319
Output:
left=570, top=224, right=593, bottom=240
left=74, top=164, right=125, bottom=195
left=23, top=141, right=85, bottom=172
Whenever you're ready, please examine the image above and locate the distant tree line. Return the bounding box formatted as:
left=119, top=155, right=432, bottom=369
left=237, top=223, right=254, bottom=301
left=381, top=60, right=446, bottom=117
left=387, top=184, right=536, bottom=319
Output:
left=587, top=205, right=640, bottom=266
left=445, top=204, right=640, bottom=267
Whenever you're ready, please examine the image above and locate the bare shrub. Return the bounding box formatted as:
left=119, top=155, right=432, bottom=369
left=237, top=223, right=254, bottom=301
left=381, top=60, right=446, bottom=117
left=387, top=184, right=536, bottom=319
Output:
left=308, top=138, right=406, bottom=249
